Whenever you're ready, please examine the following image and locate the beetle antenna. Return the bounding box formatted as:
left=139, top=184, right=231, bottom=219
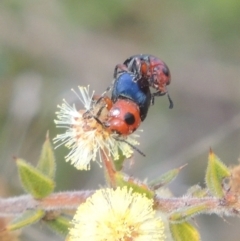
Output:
left=115, top=138, right=146, bottom=157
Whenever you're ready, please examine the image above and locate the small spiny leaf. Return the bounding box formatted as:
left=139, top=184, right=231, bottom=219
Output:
left=6, top=210, right=45, bottom=231
left=169, top=204, right=210, bottom=223
left=37, top=131, right=56, bottom=179
left=149, top=164, right=187, bottom=190
left=115, top=172, right=154, bottom=199
left=170, top=222, right=201, bottom=241
left=205, top=149, right=230, bottom=197
left=16, top=158, right=55, bottom=199
left=113, top=148, right=126, bottom=171
left=44, top=215, right=71, bottom=237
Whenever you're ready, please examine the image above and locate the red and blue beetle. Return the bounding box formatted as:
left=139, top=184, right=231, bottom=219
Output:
left=91, top=54, right=173, bottom=137
left=111, top=54, right=173, bottom=122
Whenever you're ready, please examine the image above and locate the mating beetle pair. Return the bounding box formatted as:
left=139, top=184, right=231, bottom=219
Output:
left=96, top=54, right=173, bottom=137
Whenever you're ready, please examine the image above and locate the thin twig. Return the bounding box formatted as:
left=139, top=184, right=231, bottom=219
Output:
left=0, top=190, right=94, bottom=217
left=1, top=190, right=240, bottom=218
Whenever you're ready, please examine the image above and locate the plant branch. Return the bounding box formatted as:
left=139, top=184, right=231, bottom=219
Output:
left=0, top=190, right=94, bottom=217
left=101, top=149, right=116, bottom=187
left=155, top=191, right=240, bottom=217
left=1, top=190, right=240, bottom=218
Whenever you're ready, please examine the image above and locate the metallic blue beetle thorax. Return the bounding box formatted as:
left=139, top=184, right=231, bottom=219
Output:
left=111, top=72, right=151, bottom=121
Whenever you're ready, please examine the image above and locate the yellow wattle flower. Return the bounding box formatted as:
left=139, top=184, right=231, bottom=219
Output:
left=53, top=86, right=139, bottom=170
left=68, top=187, right=166, bottom=241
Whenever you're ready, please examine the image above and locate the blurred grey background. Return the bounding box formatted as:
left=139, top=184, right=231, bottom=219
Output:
left=0, top=0, right=240, bottom=240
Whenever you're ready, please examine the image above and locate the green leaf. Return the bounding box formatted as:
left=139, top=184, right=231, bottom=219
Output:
left=149, top=164, right=187, bottom=190
left=205, top=149, right=231, bottom=197
left=37, top=132, right=56, bottom=179
left=7, top=210, right=45, bottom=231
left=115, top=172, right=154, bottom=199
left=44, top=215, right=71, bottom=237
left=169, top=204, right=209, bottom=222
left=17, top=158, right=55, bottom=199
left=170, top=222, right=201, bottom=241
left=113, top=148, right=127, bottom=171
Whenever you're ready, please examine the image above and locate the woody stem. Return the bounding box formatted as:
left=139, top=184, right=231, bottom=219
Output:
left=100, top=149, right=117, bottom=187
